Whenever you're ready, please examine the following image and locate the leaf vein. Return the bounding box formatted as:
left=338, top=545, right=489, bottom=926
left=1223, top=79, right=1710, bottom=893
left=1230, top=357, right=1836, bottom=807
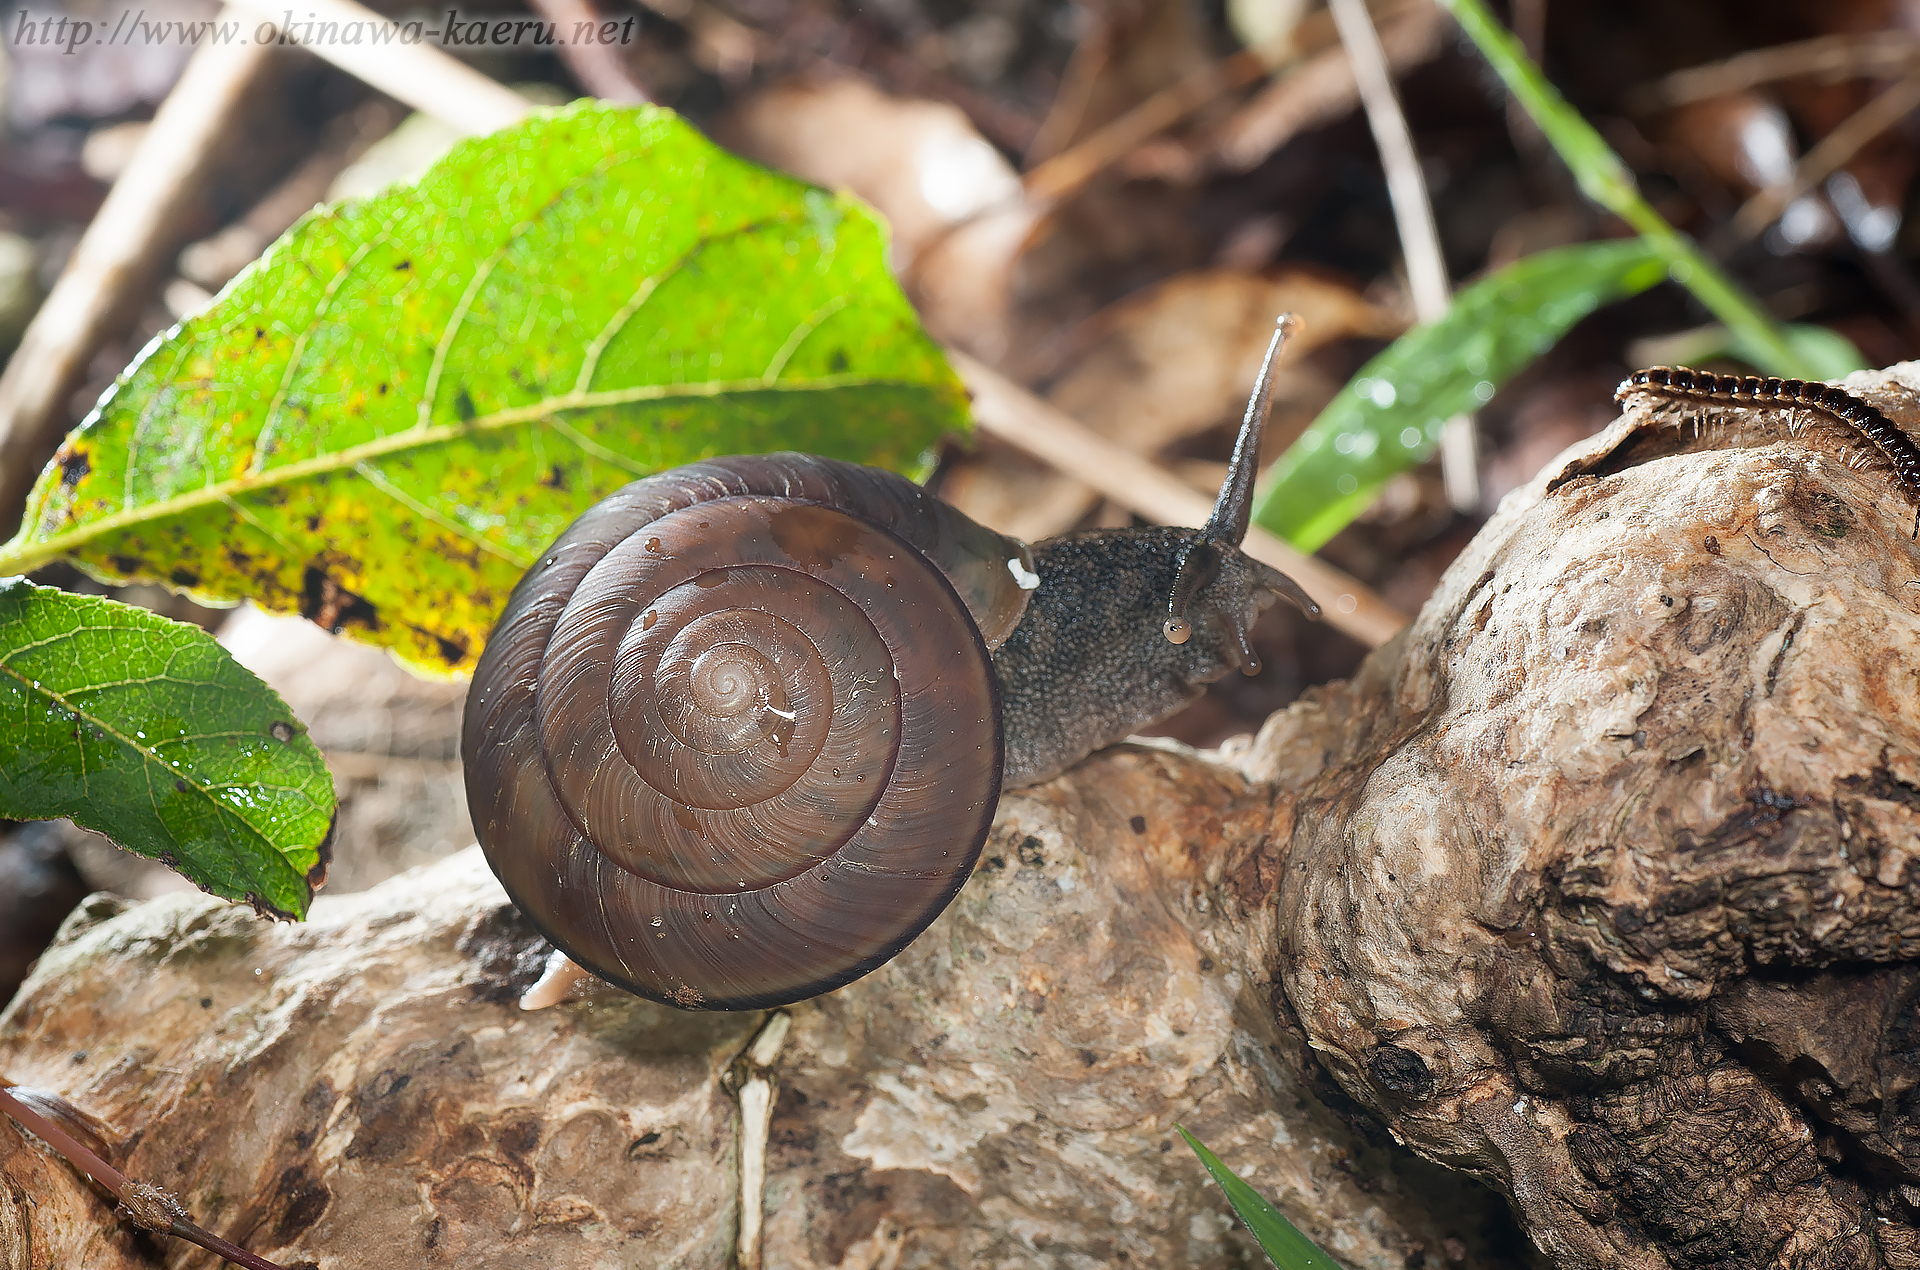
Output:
left=352, top=460, right=534, bottom=568
left=0, top=661, right=206, bottom=804
left=253, top=238, right=383, bottom=475
left=0, top=375, right=931, bottom=575
left=574, top=218, right=786, bottom=395
left=763, top=295, right=851, bottom=384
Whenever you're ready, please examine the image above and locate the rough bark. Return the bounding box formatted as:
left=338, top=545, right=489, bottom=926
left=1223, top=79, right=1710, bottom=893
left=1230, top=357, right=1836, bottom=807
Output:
left=0, top=759, right=1517, bottom=1270
left=1265, top=362, right=1920, bottom=1270
left=10, top=364, right=1920, bottom=1268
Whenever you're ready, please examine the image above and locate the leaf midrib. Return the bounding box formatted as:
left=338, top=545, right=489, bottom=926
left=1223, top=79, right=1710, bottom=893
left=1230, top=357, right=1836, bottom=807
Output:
left=0, top=372, right=925, bottom=576
left=0, top=623, right=314, bottom=908
left=0, top=648, right=276, bottom=833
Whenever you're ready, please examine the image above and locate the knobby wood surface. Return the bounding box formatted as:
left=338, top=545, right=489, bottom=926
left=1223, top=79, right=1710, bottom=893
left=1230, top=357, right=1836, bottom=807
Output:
left=0, top=759, right=1513, bottom=1270
left=1265, top=360, right=1920, bottom=1270
left=13, top=365, right=1920, bottom=1268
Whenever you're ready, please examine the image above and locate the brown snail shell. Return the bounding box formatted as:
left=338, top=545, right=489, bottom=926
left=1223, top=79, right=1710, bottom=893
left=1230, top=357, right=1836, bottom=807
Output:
left=462, top=453, right=1037, bottom=1010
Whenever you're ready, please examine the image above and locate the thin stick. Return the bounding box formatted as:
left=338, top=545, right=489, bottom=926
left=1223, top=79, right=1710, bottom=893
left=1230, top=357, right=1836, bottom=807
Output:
left=0, top=1085, right=289, bottom=1270
left=525, top=0, right=650, bottom=102
left=224, top=0, right=530, bottom=134
left=730, top=1012, right=791, bottom=1270
left=0, top=11, right=274, bottom=538
left=953, top=351, right=1409, bottom=648
left=1729, top=72, right=1920, bottom=244
left=1024, top=41, right=1274, bottom=204
left=179, top=100, right=402, bottom=289
left=1024, top=0, right=1428, bottom=205
left=1634, top=32, right=1920, bottom=111
left=1215, top=1, right=1446, bottom=173
left=1328, top=0, right=1445, bottom=323
left=1023, top=14, right=1113, bottom=167
left=1327, top=0, right=1476, bottom=511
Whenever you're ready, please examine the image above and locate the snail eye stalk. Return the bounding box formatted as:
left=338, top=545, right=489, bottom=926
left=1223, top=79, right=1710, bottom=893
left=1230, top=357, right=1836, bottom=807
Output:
left=1163, top=541, right=1222, bottom=645
left=1162, top=312, right=1297, bottom=646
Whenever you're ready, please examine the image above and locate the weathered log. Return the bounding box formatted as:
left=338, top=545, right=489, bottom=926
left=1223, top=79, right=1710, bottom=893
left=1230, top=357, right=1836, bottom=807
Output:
left=0, top=756, right=1517, bottom=1269
left=1270, top=362, right=1920, bottom=1270
left=10, top=364, right=1920, bottom=1269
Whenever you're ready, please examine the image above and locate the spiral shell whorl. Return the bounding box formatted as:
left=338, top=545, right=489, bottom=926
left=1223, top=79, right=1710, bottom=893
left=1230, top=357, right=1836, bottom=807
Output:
left=463, top=455, right=1008, bottom=1009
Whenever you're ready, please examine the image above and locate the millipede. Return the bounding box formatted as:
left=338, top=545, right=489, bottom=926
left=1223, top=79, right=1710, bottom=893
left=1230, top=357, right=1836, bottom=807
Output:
left=1615, top=365, right=1920, bottom=538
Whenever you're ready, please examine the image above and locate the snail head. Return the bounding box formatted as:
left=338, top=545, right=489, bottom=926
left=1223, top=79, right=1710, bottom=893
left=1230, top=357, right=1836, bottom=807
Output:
left=1162, top=313, right=1318, bottom=668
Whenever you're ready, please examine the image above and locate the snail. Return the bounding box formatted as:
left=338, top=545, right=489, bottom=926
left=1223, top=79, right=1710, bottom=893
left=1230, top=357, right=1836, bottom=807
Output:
left=462, top=315, right=1316, bottom=1010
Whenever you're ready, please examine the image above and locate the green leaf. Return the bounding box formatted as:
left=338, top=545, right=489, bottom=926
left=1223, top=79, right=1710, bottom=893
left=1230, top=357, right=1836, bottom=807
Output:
left=1254, top=239, right=1668, bottom=551
left=0, top=579, right=334, bottom=918
left=1177, top=1126, right=1344, bottom=1270
left=1634, top=323, right=1869, bottom=381
left=0, top=101, right=967, bottom=675
left=1737, top=325, right=1869, bottom=380
left=1436, top=0, right=1814, bottom=378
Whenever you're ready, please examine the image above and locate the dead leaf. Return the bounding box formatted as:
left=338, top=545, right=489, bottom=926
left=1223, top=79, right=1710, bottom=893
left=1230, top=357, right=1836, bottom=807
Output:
left=1041, top=267, right=1401, bottom=456
left=717, top=76, right=1024, bottom=268
left=1212, top=1, right=1448, bottom=172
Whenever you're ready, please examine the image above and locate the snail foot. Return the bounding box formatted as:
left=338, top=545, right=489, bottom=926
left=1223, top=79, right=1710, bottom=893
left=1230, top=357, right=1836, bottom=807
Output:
left=519, top=950, right=603, bottom=1010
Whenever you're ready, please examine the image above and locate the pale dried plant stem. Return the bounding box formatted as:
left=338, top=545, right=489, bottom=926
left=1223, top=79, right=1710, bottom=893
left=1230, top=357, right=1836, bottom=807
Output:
left=1023, top=0, right=1421, bottom=206
left=1022, top=13, right=1111, bottom=166
left=1327, top=0, right=1478, bottom=512
left=1639, top=33, right=1920, bottom=110
left=0, top=12, right=275, bottom=538
left=179, top=101, right=403, bottom=290
left=731, top=1012, right=792, bottom=1270
left=1023, top=41, right=1273, bottom=204
left=1730, top=72, right=1920, bottom=244
left=524, top=0, right=650, bottom=102
left=1327, top=0, right=1446, bottom=323
left=224, top=0, right=531, bottom=132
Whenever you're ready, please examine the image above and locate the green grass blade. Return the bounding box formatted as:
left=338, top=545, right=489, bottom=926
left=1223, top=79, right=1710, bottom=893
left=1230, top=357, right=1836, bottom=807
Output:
left=1254, top=239, right=1667, bottom=551
left=1178, top=1126, right=1344, bottom=1270
left=1636, top=323, right=1868, bottom=380
left=1435, top=0, right=1814, bottom=379
left=1733, top=325, right=1868, bottom=378
left=0, top=579, right=335, bottom=918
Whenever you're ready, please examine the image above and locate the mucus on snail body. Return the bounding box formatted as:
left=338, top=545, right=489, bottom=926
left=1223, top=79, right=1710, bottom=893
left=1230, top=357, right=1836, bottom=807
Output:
left=462, top=316, right=1316, bottom=1011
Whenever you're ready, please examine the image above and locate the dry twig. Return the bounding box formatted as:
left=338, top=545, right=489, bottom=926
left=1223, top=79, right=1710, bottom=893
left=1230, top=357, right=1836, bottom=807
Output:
left=1634, top=32, right=1920, bottom=111
left=1729, top=72, right=1920, bottom=244
left=1022, top=0, right=1421, bottom=206
left=0, top=1084, right=288, bottom=1270
left=178, top=101, right=402, bottom=290
left=1327, top=0, right=1446, bottom=323
left=0, top=12, right=275, bottom=537
left=1327, top=0, right=1477, bottom=511
left=1023, top=40, right=1273, bottom=204
left=525, top=0, right=650, bottom=102
left=1213, top=1, right=1448, bottom=173
left=225, top=0, right=529, bottom=132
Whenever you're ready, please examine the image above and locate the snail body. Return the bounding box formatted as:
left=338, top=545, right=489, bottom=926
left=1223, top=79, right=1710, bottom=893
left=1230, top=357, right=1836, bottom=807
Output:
left=463, top=318, right=1314, bottom=1010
